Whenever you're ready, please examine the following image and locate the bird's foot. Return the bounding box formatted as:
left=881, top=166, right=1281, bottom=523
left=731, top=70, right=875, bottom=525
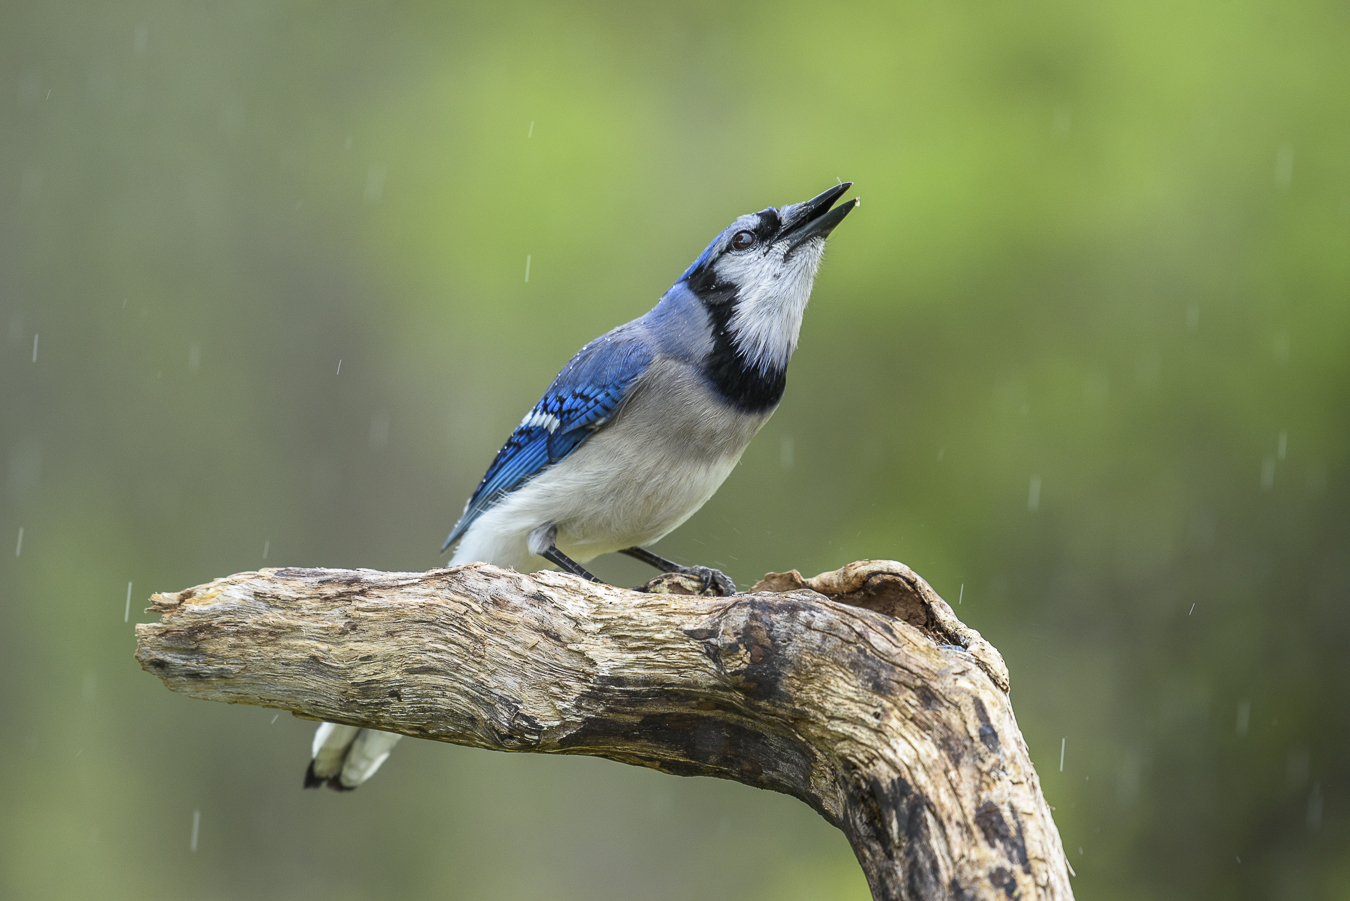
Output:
left=638, top=566, right=736, bottom=597
left=680, top=565, right=736, bottom=597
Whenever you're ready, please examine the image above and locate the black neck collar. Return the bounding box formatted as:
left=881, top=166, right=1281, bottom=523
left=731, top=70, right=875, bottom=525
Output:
left=704, top=303, right=787, bottom=413
left=683, top=270, right=786, bottom=414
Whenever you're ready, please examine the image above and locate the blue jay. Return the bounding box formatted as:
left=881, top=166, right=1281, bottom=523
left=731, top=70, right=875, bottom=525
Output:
left=305, top=183, right=858, bottom=790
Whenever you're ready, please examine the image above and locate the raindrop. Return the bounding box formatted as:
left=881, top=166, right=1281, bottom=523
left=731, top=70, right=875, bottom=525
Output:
left=134, top=24, right=148, bottom=55
left=1261, top=458, right=1275, bottom=491
left=1028, top=475, right=1041, bottom=513
left=1059, top=737, right=1066, bottom=772
left=1308, top=783, right=1323, bottom=832
left=1188, top=603, right=1196, bottom=616
left=190, top=810, right=200, bottom=852
left=1273, top=333, right=1290, bottom=363
left=364, top=164, right=386, bottom=203
left=14, top=526, right=22, bottom=557
left=370, top=412, right=391, bottom=451
left=262, top=540, right=270, bottom=560
left=1188, top=509, right=1216, bottom=551
left=1052, top=107, right=1072, bottom=140
left=958, top=583, right=964, bottom=605
left=32, top=333, right=39, bottom=363
left=524, top=254, right=532, bottom=283
left=936, top=447, right=945, bottom=461
left=336, top=359, right=342, bottom=376
left=527, top=120, right=534, bottom=138
left=1277, top=431, right=1287, bottom=461
left=1275, top=144, right=1294, bottom=188
left=1186, top=304, right=1200, bottom=330
left=1236, top=700, right=1250, bottom=736
left=1116, top=754, right=1141, bottom=807
left=271, top=713, right=280, bottom=724
left=125, top=581, right=133, bottom=623
left=780, top=435, right=794, bottom=471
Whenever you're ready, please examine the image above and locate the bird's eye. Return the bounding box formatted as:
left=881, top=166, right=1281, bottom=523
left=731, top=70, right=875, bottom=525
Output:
left=730, top=230, right=756, bottom=251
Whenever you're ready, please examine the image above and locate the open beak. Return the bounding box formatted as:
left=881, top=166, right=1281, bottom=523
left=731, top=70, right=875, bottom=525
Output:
left=780, top=182, right=858, bottom=253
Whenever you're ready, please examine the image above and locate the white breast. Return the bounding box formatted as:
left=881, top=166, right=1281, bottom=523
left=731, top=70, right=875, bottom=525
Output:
left=449, top=358, right=772, bottom=572
left=716, top=237, right=825, bottom=375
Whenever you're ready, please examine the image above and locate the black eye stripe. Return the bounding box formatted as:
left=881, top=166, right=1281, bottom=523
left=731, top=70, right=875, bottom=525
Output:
left=756, top=209, right=780, bottom=241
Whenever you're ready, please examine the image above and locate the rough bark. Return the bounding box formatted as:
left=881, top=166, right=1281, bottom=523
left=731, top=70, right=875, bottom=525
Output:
left=135, top=559, right=1073, bottom=901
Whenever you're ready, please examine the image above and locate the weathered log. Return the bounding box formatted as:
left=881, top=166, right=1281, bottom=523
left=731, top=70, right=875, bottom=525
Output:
left=135, top=559, right=1073, bottom=900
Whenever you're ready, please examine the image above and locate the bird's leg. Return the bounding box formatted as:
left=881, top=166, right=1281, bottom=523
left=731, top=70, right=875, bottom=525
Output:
left=531, top=525, right=604, bottom=583
left=620, top=546, right=684, bottom=572
left=541, top=547, right=603, bottom=583
left=620, top=547, right=737, bottom=597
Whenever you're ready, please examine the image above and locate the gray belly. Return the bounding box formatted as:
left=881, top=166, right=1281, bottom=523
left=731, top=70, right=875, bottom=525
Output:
left=451, top=358, right=772, bottom=567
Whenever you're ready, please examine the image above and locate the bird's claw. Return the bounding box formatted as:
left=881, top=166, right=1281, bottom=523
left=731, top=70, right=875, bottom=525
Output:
left=676, top=565, right=736, bottom=597
left=635, top=565, right=737, bottom=597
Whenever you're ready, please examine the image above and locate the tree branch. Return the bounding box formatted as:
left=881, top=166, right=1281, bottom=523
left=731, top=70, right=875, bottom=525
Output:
left=135, top=559, right=1073, bottom=901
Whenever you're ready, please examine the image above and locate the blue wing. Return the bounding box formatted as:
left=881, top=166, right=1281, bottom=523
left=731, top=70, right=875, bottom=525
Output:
left=442, top=327, right=655, bottom=551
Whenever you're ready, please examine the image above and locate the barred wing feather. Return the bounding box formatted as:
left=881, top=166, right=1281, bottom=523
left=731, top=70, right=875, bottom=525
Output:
left=442, top=330, right=653, bottom=551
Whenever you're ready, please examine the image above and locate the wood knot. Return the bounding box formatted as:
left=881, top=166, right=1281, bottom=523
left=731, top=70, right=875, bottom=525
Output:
left=749, top=560, right=1012, bottom=693
left=750, top=562, right=935, bottom=631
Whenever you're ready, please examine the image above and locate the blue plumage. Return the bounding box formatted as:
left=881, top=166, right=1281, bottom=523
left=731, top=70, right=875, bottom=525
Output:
left=441, top=330, right=654, bottom=551
left=309, top=182, right=857, bottom=792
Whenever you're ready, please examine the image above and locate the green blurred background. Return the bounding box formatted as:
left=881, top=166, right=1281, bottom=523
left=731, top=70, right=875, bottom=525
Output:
left=3, top=0, right=1348, bottom=898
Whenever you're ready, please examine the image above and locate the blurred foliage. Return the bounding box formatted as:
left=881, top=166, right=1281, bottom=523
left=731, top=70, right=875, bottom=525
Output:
left=2, top=0, right=1348, bottom=898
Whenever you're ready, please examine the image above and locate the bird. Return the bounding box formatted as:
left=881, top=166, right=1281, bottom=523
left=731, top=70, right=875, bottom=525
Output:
left=305, top=182, right=858, bottom=790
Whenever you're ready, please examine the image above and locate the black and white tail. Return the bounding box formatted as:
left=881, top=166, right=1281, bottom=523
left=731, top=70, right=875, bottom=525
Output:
left=304, top=723, right=403, bottom=791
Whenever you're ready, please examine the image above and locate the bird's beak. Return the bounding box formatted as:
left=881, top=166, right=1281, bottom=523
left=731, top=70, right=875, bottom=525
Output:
left=780, top=182, right=858, bottom=253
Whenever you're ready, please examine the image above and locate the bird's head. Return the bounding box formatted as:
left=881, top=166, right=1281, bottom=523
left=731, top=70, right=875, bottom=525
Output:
left=677, top=183, right=858, bottom=408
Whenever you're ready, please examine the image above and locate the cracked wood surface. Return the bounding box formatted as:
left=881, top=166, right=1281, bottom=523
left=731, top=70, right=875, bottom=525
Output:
left=135, top=559, right=1073, bottom=901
